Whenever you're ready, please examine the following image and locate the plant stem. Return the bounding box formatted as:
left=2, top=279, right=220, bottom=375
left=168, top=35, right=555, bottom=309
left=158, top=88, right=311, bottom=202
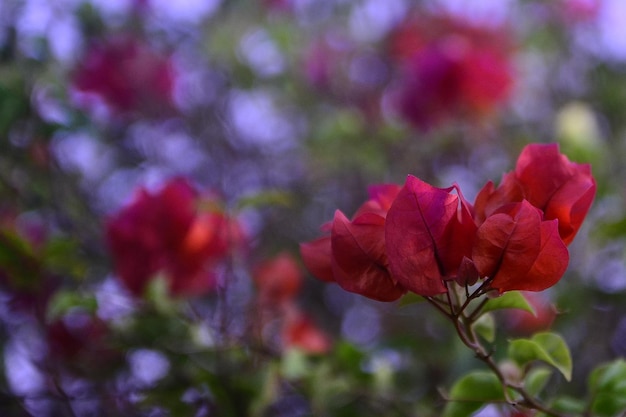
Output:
left=439, top=285, right=572, bottom=417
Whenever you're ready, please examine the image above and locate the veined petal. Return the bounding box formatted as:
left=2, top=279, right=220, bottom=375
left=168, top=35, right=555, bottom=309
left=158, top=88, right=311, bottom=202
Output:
left=473, top=201, right=542, bottom=290
left=385, top=175, right=457, bottom=296
left=544, top=170, right=596, bottom=245
left=300, top=236, right=334, bottom=282
left=514, top=143, right=596, bottom=243
left=506, top=219, right=569, bottom=292
left=331, top=211, right=404, bottom=302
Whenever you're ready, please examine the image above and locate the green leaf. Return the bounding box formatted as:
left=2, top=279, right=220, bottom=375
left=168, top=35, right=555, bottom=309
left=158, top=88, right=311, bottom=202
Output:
left=42, top=238, right=87, bottom=278
left=46, top=291, right=98, bottom=320
left=145, top=274, right=177, bottom=314
left=480, top=291, right=536, bottom=316
left=236, top=190, right=293, bottom=209
left=473, top=312, right=495, bottom=343
left=524, top=367, right=553, bottom=397
left=588, top=359, right=626, bottom=417
left=281, top=348, right=310, bottom=379
left=442, top=371, right=505, bottom=417
left=398, top=292, right=426, bottom=307
left=508, top=332, right=572, bottom=381
left=535, top=396, right=586, bottom=417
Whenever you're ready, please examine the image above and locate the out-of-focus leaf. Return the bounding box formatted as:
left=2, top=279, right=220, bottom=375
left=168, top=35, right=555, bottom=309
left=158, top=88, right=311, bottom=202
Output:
left=473, top=312, right=495, bottom=343
left=46, top=290, right=98, bottom=320
left=249, top=365, right=281, bottom=417
left=334, top=341, right=366, bottom=375
left=588, top=359, right=626, bottom=417
left=0, top=81, right=29, bottom=136
left=0, top=230, right=41, bottom=288
left=42, top=238, right=87, bottom=278
left=236, top=190, right=293, bottom=209
left=442, top=371, right=504, bottom=417
left=281, top=348, right=310, bottom=379
left=535, top=396, right=586, bottom=417
left=398, top=292, right=426, bottom=307
left=508, top=332, right=572, bottom=381
left=524, top=367, right=552, bottom=397
left=480, top=291, right=536, bottom=316
left=595, top=216, right=626, bottom=240
left=145, top=274, right=177, bottom=314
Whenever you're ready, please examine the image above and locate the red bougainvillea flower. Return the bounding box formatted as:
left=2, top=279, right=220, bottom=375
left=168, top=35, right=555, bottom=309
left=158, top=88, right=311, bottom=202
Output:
left=302, top=144, right=595, bottom=299
left=300, top=184, right=405, bottom=302
left=387, top=14, right=514, bottom=130
left=475, top=143, right=596, bottom=245
left=473, top=201, right=569, bottom=293
left=46, top=313, right=122, bottom=376
left=385, top=176, right=477, bottom=296
left=253, top=252, right=302, bottom=306
left=106, top=178, right=242, bottom=298
left=282, top=309, right=331, bottom=354
left=73, top=36, right=176, bottom=117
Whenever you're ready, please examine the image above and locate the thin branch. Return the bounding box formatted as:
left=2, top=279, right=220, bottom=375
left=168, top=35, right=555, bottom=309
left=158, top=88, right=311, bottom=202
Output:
left=436, top=284, right=571, bottom=417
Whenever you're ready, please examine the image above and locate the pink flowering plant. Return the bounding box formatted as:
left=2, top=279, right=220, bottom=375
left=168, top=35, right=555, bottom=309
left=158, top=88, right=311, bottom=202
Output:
left=1, top=1, right=626, bottom=417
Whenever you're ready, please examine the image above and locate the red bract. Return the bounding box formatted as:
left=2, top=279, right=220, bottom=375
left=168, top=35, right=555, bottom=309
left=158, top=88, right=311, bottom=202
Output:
left=385, top=176, right=477, bottom=296
left=46, top=313, right=123, bottom=377
left=300, top=184, right=405, bottom=302
left=302, top=144, right=595, bottom=298
left=388, top=14, right=514, bottom=129
left=475, top=143, right=596, bottom=245
left=73, top=36, right=175, bottom=117
left=106, top=178, right=239, bottom=298
left=299, top=234, right=334, bottom=283
left=282, top=309, right=331, bottom=354
left=473, top=201, right=569, bottom=293
left=253, top=252, right=302, bottom=306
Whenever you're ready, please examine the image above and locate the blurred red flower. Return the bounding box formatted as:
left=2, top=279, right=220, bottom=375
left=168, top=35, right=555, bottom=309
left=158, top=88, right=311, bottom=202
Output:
left=252, top=252, right=331, bottom=353
left=281, top=308, right=331, bottom=354
left=106, top=178, right=242, bottom=298
left=388, top=14, right=514, bottom=129
left=45, top=311, right=124, bottom=378
left=73, top=36, right=176, bottom=117
left=253, top=252, right=303, bottom=306
left=300, top=184, right=405, bottom=302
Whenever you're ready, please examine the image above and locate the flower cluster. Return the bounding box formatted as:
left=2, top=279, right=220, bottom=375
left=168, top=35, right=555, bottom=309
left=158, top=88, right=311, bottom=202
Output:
left=106, top=178, right=244, bottom=298
left=253, top=252, right=331, bottom=354
left=387, top=13, right=514, bottom=129
left=300, top=143, right=596, bottom=300
left=72, top=36, right=176, bottom=117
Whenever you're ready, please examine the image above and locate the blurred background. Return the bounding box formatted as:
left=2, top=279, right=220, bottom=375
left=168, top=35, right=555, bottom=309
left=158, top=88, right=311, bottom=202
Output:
left=0, top=0, right=625, bottom=416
